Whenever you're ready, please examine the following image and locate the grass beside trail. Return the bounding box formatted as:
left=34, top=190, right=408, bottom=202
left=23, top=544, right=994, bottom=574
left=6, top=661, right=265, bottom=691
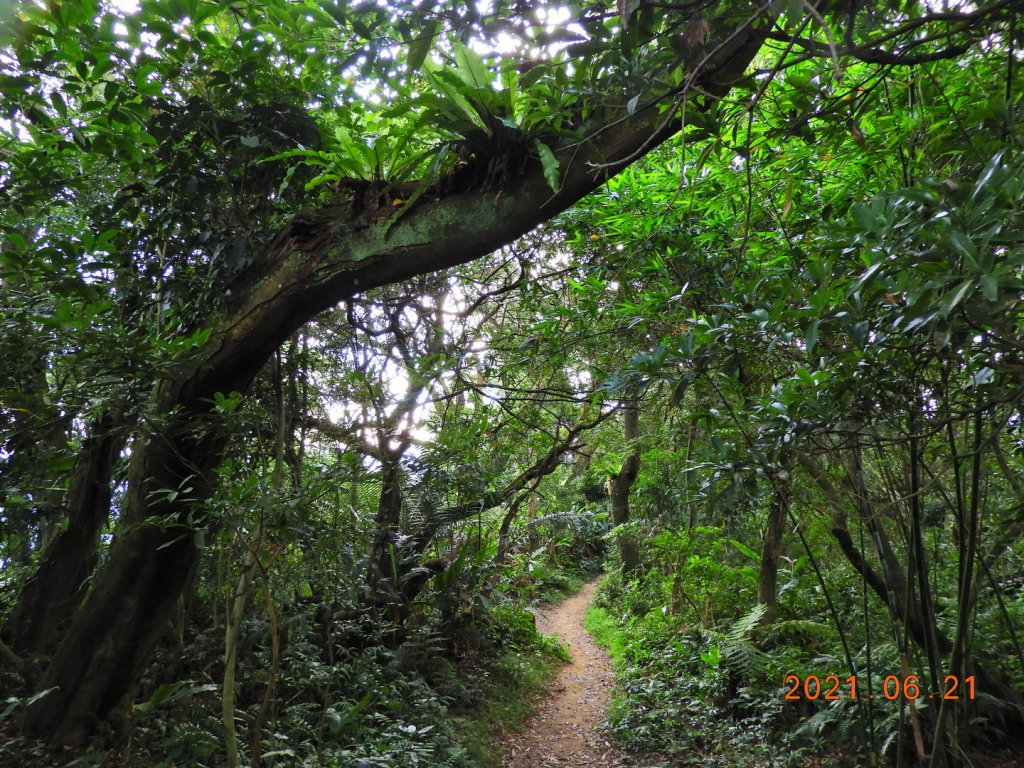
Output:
left=583, top=600, right=638, bottom=761
left=583, top=604, right=628, bottom=666
left=455, top=646, right=564, bottom=766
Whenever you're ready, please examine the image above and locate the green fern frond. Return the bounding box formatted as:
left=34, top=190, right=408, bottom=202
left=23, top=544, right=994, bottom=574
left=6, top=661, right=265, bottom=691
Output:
left=720, top=638, right=770, bottom=679
left=771, top=619, right=835, bottom=640
left=729, top=603, right=767, bottom=640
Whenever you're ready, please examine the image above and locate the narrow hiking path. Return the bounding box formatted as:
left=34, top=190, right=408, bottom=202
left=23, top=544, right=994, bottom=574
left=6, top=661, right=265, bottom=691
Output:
left=501, top=579, right=626, bottom=768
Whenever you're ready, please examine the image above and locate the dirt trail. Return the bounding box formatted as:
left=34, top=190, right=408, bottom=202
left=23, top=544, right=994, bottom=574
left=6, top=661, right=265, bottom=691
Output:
left=501, top=579, right=625, bottom=768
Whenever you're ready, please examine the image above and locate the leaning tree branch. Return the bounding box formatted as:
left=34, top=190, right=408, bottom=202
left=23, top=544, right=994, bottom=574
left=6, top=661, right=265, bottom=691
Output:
left=416, top=405, right=617, bottom=552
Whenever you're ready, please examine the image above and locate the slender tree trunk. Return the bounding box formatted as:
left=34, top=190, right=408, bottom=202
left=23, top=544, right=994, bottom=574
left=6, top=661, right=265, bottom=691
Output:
left=222, top=541, right=258, bottom=768
left=610, top=401, right=641, bottom=576
left=800, top=454, right=1024, bottom=731
left=931, top=402, right=987, bottom=766
left=907, top=413, right=943, bottom=703
left=757, top=471, right=790, bottom=625
left=369, top=455, right=405, bottom=593
left=495, top=496, right=525, bottom=566
left=251, top=580, right=281, bottom=764
left=223, top=349, right=289, bottom=768
left=803, top=453, right=941, bottom=654
left=682, top=418, right=699, bottom=530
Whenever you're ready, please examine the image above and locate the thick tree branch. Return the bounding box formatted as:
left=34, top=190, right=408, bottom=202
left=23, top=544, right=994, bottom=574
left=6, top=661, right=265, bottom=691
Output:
left=186, top=21, right=767, bottom=407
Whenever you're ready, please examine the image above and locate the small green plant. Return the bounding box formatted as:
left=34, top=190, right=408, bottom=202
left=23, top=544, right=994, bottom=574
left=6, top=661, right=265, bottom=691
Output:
left=700, top=645, right=721, bottom=669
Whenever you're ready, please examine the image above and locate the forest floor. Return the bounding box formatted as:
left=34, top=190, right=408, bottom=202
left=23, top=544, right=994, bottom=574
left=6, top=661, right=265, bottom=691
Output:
left=500, top=578, right=626, bottom=768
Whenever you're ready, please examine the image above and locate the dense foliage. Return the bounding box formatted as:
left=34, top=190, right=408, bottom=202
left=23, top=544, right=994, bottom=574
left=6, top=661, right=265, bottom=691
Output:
left=2, top=0, right=1023, bottom=766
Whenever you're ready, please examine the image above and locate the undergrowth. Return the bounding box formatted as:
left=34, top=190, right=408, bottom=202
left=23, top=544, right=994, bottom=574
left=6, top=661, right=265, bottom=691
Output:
left=453, top=619, right=569, bottom=765
left=5, top=564, right=584, bottom=768
left=588, top=547, right=842, bottom=768
left=589, top=595, right=810, bottom=767
left=587, top=522, right=1024, bottom=768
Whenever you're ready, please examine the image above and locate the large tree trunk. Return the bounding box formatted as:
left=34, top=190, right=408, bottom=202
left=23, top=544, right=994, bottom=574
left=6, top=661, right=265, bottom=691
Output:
left=6, top=416, right=124, bottom=661
left=610, top=401, right=642, bottom=576
left=18, top=26, right=765, bottom=744
left=21, top=385, right=221, bottom=744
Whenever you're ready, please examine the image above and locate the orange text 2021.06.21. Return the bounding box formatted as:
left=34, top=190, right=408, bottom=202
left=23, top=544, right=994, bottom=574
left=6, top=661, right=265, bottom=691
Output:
left=783, top=674, right=975, bottom=701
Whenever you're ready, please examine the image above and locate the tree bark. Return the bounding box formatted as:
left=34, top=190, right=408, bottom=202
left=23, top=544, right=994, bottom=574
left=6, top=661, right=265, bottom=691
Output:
left=21, top=384, right=219, bottom=744
left=6, top=416, right=124, bottom=660
left=19, top=24, right=766, bottom=744
left=610, top=402, right=642, bottom=576
left=222, top=539, right=258, bottom=768
left=368, top=455, right=406, bottom=601
left=757, top=472, right=791, bottom=625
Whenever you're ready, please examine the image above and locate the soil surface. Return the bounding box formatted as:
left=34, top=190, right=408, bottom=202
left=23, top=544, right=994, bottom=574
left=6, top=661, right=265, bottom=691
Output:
left=501, top=578, right=626, bottom=768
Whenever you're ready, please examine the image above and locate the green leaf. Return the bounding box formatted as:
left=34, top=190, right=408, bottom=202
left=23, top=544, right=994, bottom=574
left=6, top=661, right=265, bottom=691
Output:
left=971, top=367, right=995, bottom=387
left=972, top=151, right=1003, bottom=200
left=980, top=271, right=999, bottom=301
left=334, top=125, right=378, bottom=177
left=805, top=318, right=818, bottom=355
left=406, top=19, right=438, bottom=71
left=423, top=64, right=489, bottom=133
left=212, top=391, right=243, bottom=413
left=851, top=320, right=870, bottom=348
left=0, top=699, right=19, bottom=724
left=850, top=203, right=875, bottom=231
left=729, top=539, right=758, bottom=560
left=499, top=63, right=519, bottom=114
left=939, top=278, right=974, bottom=317
left=699, top=645, right=721, bottom=668
left=453, top=42, right=491, bottom=90
left=853, top=261, right=884, bottom=291
left=134, top=682, right=218, bottom=716
left=946, top=229, right=977, bottom=264
left=350, top=16, right=375, bottom=39
left=49, top=90, right=67, bottom=119
left=535, top=140, right=560, bottom=193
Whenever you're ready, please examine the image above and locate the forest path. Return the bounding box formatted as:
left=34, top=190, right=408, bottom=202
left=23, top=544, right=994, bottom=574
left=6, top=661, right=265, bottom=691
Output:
left=500, top=578, right=626, bottom=768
